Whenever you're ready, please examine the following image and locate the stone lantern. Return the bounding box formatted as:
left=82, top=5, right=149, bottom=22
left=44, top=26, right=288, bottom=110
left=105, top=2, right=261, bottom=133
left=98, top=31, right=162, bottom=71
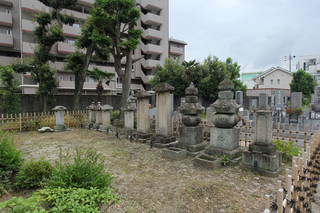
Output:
left=52, top=106, right=67, bottom=131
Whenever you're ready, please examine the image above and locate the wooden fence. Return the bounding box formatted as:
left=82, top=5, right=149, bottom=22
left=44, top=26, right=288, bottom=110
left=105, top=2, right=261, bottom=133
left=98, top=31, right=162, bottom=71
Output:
left=264, top=132, right=320, bottom=213
left=0, top=111, right=88, bottom=132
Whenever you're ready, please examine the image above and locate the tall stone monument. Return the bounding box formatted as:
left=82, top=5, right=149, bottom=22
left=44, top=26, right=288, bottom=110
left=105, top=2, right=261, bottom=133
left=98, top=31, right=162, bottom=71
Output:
left=242, top=93, right=282, bottom=175
left=206, top=75, right=241, bottom=158
left=178, top=83, right=207, bottom=155
left=290, top=92, right=303, bottom=123
left=52, top=106, right=67, bottom=131
left=135, top=91, right=152, bottom=142
left=93, top=102, right=103, bottom=129
left=99, top=104, right=113, bottom=131
left=86, top=102, right=96, bottom=128
left=151, top=83, right=176, bottom=147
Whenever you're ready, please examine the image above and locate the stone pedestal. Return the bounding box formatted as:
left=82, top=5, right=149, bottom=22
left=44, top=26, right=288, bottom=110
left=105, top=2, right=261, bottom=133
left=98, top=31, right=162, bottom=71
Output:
left=99, top=104, right=113, bottom=131
left=124, top=109, right=135, bottom=130
left=52, top=106, right=67, bottom=131
left=207, top=127, right=241, bottom=158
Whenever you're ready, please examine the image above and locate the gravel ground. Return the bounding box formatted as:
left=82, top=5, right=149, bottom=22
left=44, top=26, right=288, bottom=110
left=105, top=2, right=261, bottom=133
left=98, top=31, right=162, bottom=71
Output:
left=10, top=129, right=289, bottom=213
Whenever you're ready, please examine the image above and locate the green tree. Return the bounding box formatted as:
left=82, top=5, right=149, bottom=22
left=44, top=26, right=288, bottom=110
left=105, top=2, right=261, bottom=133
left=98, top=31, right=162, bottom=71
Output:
left=0, top=65, right=20, bottom=114
left=290, top=69, right=317, bottom=105
left=151, top=57, right=246, bottom=101
left=89, top=0, right=142, bottom=112
left=88, top=68, right=115, bottom=102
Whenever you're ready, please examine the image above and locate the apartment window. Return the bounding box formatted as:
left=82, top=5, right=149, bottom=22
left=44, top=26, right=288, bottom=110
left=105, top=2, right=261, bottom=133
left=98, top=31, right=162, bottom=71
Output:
left=6, top=29, right=11, bottom=35
left=72, top=23, right=80, bottom=28
left=270, top=79, right=273, bottom=85
left=69, top=76, right=74, bottom=81
left=277, top=79, right=280, bottom=84
left=67, top=39, right=75, bottom=45
left=6, top=9, right=11, bottom=14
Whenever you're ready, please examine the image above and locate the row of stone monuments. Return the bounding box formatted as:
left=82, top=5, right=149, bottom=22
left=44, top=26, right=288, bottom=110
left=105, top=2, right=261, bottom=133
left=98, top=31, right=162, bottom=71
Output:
left=50, top=74, right=282, bottom=175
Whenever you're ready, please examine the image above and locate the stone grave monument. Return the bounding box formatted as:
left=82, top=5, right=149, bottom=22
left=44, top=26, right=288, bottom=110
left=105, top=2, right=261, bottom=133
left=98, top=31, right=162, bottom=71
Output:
left=235, top=91, right=244, bottom=106
left=86, top=102, right=96, bottom=128
left=163, top=83, right=207, bottom=160
left=290, top=92, right=303, bottom=123
left=242, top=93, right=282, bottom=175
left=52, top=106, right=67, bottom=131
left=135, top=90, right=152, bottom=142
left=151, top=83, right=176, bottom=148
left=194, top=75, right=241, bottom=168
left=98, top=104, right=113, bottom=131
left=93, top=102, right=102, bottom=129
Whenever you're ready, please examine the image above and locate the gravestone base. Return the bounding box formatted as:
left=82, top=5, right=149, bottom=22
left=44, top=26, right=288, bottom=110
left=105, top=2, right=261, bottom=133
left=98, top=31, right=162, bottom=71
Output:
left=242, top=150, right=282, bottom=176
left=249, top=143, right=276, bottom=154
left=193, top=153, right=222, bottom=169
left=151, top=135, right=177, bottom=148
left=98, top=125, right=112, bottom=132
left=54, top=125, right=66, bottom=132
left=162, top=147, right=188, bottom=160
left=180, top=126, right=203, bottom=147
left=135, top=132, right=152, bottom=143
left=209, top=127, right=241, bottom=159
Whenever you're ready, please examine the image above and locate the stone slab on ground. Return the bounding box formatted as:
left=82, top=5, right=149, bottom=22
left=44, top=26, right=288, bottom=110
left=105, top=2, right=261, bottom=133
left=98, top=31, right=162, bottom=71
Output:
left=162, top=147, right=188, bottom=160
left=193, top=153, right=222, bottom=169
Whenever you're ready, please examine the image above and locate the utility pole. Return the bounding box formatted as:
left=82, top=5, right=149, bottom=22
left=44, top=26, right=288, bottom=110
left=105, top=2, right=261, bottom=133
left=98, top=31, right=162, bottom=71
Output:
left=285, top=54, right=296, bottom=72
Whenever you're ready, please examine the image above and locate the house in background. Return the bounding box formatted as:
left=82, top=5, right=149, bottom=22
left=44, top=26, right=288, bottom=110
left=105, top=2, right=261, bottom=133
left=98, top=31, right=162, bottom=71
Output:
left=245, top=67, right=293, bottom=109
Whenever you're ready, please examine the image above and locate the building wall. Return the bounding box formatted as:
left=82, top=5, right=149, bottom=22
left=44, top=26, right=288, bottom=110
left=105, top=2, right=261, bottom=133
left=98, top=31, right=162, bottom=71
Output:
left=240, top=72, right=261, bottom=89
left=0, top=0, right=176, bottom=95
left=257, top=70, right=292, bottom=90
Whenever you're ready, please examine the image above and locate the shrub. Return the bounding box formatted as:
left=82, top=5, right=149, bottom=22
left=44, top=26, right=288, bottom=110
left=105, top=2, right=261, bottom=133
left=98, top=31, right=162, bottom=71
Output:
left=111, top=110, right=120, bottom=122
left=48, top=149, right=113, bottom=189
left=273, top=140, right=301, bottom=162
left=0, top=131, right=22, bottom=185
left=0, top=187, right=118, bottom=213
left=15, top=158, right=53, bottom=190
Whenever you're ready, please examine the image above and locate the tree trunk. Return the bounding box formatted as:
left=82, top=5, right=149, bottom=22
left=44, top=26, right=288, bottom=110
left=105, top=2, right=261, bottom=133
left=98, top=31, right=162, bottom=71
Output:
left=120, top=51, right=133, bottom=117
left=73, top=45, right=94, bottom=110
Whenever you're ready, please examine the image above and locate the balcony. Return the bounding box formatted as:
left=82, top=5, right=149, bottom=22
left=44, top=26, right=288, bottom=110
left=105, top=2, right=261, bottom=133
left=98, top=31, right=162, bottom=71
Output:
left=142, top=43, right=162, bottom=54
left=61, top=9, right=88, bottom=20
left=22, top=19, right=36, bottom=33
left=141, top=13, right=163, bottom=25
left=57, top=42, right=76, bottom=54
left=140, top=0, right=164, bottom=10
left=77, top=0, right=94, bottom=7
left=21, top=0, right=49, bottom=13
left=143, top=28, right=162, bottom=39
left=0, top=12, right=12, bottom=27
left=0, top=0, right=13, bottom=7
left=62, top=25, right=81, bottom=38
left=142, top=59, right=160, bottom=69
left=0, top=34, right=13, bottom=48
left=22, top=42, right=36, bottom=55
left=169, top=46, right=184, bottom=55
left=49, top=61, right=65, bottom=71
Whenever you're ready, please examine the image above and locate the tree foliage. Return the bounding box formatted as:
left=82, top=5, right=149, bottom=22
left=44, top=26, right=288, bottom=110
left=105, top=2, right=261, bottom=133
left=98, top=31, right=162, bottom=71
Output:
left=151, top=57, right=247, bottom=101
left=88, top=68, right=115, bottom=102
left=290, top=69, right=317, bottom=105
left=89, top=0, right=142, bottom=110
left=0, top=65, right=20, bottom=113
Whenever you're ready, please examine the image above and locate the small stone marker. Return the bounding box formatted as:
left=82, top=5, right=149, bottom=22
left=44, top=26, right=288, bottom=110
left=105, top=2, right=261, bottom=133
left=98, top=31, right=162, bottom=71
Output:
left=258, top=93, right=269, bottom=110
left=52, top=106, right=67, bottom=131
left=291, top=92, right=302, bottom=109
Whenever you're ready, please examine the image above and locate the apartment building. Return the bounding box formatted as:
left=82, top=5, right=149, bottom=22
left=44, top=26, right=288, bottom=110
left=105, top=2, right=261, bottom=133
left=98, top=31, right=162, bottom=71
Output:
left=169, top=38, right=187, bottom=63
left=0, top=0, right=186, bottom=95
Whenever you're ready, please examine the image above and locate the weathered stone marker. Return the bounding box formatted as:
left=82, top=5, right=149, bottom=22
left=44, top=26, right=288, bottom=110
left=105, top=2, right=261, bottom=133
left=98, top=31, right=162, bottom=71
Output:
left=207, top=76, right=241, bottom=158
left=154, top=82, right=174, bottom=136
left=52, top=106, right=67, bottom=131
left=290, top=92, right=303, bottom=123
left=235, top=91, right=244, bottom=106
left=87, top=102, right=96, bottom=125
left=124, top=108, right=135, bottom=130
left=99, top=104, right=113, bottom=131
left=136, top=91, right=151, bottom=133
left=94, top=102, right=103, bottom=129
left=151, top=83, right=176, bottom=147
left=242, top=93, right=282, bottom=175
left=177, top=83, right=206, bottom=155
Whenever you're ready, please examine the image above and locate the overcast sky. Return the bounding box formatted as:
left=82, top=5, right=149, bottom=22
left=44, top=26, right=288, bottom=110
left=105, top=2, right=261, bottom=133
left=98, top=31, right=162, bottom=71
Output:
left=169, top=0, right=320, bottom=73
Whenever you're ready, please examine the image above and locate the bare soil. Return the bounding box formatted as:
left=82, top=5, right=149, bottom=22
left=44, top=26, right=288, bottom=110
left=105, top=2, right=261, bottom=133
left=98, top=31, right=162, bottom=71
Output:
left=8, top=129, right=288, bottom=213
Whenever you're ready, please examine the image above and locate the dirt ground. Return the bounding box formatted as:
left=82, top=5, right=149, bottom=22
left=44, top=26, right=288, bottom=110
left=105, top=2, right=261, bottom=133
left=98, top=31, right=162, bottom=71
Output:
left=9, top=129, right=288, bottom=213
